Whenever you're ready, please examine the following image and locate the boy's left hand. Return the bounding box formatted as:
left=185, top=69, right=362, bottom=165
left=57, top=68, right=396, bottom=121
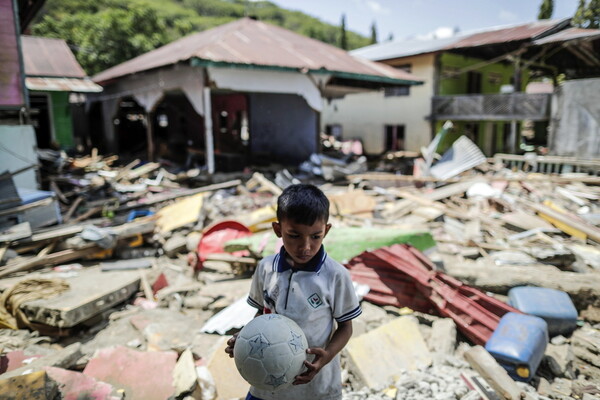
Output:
left=293, top=347, right=331, bottom=385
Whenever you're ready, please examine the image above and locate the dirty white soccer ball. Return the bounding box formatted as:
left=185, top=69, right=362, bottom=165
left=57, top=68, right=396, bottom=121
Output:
left=233, top=313, right=308, bottom=391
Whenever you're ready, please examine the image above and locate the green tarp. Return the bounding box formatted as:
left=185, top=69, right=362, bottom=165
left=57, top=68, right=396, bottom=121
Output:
left=224, top=227, right=435, bottom=264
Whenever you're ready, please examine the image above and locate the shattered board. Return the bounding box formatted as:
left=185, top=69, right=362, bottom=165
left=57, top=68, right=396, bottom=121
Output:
left=0, top=266, right=140, bottom=328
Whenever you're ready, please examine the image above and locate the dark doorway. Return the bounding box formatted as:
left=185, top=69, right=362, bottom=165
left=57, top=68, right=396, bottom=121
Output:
left=385, top=125, right=405, bottom=152
left=154, top=92, right=205, bottom=166
left=114, top=97, right=147, bottom=159
left=29, top=93, right=52, bottom=149
left=211, top=93, right=250, bottom=171
left=467, top=71, right=482, bottom=94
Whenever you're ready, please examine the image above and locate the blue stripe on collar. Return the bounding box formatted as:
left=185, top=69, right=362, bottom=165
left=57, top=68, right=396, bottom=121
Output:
left=276, top=245, right=326, bottom=273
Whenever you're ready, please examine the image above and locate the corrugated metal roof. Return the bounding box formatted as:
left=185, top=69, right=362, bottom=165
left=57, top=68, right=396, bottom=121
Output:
left=533, top=27, right=600, bottom=45
left=351, top=19, right=570, bottom=62
left=93, top=17, right=421, bottom=85
left=351, top=35, right=462, bottom=61
left=21, top=35, right=86, bottom=78
left=26, top=77, right=102, bottom=92
left=444, top=19, right=569, bottom=49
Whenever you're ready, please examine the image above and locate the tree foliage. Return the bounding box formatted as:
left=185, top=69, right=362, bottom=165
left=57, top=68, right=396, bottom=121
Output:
left=31, top=0, right=371, bottom=76
left=370, top=21, right=377, bottom=44
left=340, top=14, right=348, bottom=50
left=572, top=0, right=600, bottom=28
left=538, top=0, right=554, bottom=19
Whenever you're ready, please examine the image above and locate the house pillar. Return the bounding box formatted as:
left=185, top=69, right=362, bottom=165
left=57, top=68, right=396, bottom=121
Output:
left=146, top=109, right=155, bottom=161
left=203, top=87, right=215, bottom=174
left=509, top=120, right=517, bottom=153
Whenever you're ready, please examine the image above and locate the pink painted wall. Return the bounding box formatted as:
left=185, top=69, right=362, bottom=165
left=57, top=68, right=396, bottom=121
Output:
left=0, top=0, right=26, bottom=108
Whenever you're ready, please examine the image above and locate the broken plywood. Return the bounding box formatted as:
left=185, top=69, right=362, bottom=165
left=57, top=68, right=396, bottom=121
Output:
left=344, top=316, right=432, bottom=389
left=0, top=266, right=140, bottom=328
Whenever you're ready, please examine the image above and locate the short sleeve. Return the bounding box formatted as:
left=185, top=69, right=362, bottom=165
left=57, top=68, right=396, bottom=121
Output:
left=332, top=266, right=362, bottom=323
left=247, top=259, right=266, bottom=310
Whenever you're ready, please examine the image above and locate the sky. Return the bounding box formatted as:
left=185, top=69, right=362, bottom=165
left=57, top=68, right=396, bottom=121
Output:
left=268, top=0, right=581, bottom=41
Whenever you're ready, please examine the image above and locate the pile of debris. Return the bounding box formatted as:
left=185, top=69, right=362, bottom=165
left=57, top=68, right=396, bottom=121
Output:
left=0, top=148, right=599, bottom=399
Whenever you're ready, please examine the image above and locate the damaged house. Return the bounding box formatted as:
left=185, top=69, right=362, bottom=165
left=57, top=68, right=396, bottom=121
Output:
left=322, top=19, right=600, bottom=157
left=21, top=35, right=102, bottom=150
left=88, top=17, right=422, bottom=173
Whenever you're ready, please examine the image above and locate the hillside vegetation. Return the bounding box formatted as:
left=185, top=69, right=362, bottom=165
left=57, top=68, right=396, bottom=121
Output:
left=31, top=0, right=371, bottom=75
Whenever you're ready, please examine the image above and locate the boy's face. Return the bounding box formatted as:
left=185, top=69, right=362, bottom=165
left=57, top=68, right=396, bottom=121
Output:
left=272, top=218, right=331, bottom=267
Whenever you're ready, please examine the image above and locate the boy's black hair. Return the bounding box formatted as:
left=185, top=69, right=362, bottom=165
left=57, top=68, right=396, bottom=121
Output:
left=277, top=184, right=329, bottom=225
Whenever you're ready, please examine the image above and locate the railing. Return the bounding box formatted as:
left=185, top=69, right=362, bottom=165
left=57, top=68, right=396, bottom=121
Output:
left=431, top=93, right=551, bottom=121
left=494, top=153, right=600, bottom=175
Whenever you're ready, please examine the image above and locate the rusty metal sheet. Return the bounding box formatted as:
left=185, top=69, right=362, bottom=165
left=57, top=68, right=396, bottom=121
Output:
left=93, top=18, right=421, bottom=85
left=26, top=76, right=102, bottom=92
left=445, top=19, right=568, bottom=49
left=22, top=35, right=86, bottom=78
left=533, top=27, right=600, bottom=45
left=346, top=244, right=521, bottom=345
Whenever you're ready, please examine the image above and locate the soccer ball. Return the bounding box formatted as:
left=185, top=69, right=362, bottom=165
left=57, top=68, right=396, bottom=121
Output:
left=233, top=313, right=308, bottom=391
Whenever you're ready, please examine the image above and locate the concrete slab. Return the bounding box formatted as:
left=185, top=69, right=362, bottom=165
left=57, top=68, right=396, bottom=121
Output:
left=206, top=336, right=249, bottom=400
left=0, top=266, right=140, bottom=328
left=83, top=346, right=177, bottom=400
left=0, top=370, right=58, bottom=400
left=344, top=316, right=432, bottom=389
left=129, top=308, right=209, bottom=353
left=45, top=366, right=122, bottom=400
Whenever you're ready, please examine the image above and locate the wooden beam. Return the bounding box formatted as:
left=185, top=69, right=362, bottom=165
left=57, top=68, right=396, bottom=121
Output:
left=464, top=346, right=524, bottom=400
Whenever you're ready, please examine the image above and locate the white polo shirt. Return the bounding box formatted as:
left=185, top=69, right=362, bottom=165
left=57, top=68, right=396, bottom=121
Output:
left=247, top=246, right=361, bottom=400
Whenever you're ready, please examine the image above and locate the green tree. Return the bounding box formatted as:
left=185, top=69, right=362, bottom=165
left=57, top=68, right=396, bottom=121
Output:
left=370, top=21, right=377, bottom=44
left=387, top=32, right=394, bottom=41
left=340, top=13, right=348, bottom=50
left=538, top=0, right=554, bottom=19
left=573, top=0, right=600, bottom=28
left=32, top=4, right=170, bottom=75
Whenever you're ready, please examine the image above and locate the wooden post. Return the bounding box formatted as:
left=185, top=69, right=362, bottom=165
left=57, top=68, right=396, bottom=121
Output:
left=203, top=87, right=215, bottom=174
left=146, top=109, right=155, bottom=161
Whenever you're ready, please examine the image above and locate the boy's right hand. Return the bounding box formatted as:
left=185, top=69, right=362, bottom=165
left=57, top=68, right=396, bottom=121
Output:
left=225, top=333, right=238, bottom=358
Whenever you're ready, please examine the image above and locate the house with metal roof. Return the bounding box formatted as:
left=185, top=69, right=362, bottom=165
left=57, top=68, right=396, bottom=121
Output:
left=21, top=36, right=102, bottom=150
left=322, top=19, right=600, bottom=157
left=89, top=17, right=422, bottom=173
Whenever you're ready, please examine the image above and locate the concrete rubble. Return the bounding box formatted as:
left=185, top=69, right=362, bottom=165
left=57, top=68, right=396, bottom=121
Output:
left=0, top=148, right=599, bottom=400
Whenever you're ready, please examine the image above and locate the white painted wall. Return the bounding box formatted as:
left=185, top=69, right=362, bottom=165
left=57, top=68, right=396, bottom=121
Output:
left=0, top=125, right=38, bottom=189
left=322, top=54, right=436, bottom=155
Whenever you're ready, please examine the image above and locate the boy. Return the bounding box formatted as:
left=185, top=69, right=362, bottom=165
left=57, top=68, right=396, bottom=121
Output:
left=225, top=184, right=361, bottom=400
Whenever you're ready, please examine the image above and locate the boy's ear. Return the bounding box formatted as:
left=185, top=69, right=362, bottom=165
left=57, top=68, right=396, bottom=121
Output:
left=272, top=221, right=282, bottom=238
left=324, top=223, right=332, bottom=237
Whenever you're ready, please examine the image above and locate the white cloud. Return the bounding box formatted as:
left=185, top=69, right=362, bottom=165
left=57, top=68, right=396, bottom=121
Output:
left=365, top=0, right=390, bottom=14
left=351, top=0, right=390, bottom=14
left=415, top=26, right=456, bottom=40
left=499, top=10, right=518, bottom=22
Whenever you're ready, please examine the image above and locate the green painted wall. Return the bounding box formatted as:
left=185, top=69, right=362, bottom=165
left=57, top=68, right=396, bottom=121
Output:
left=434, top=53, right=530, bottom=155
left=50, top=91, right=74, bottom=148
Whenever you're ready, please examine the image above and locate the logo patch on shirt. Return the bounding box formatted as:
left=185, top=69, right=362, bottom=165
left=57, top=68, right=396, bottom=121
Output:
left=307, top=293, right=323, bottom=308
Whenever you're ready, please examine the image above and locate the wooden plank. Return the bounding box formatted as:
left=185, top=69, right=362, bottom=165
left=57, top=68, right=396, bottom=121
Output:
left=523, top=200, right=600, bottom=243
left=117, top=179, right=242, bottom=212
left=0, top=244, right=100, bottom=278
left=464, top=345, right=523, bottom=400
left=0, top=222, right=31, bottom=243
